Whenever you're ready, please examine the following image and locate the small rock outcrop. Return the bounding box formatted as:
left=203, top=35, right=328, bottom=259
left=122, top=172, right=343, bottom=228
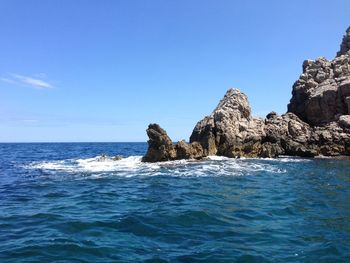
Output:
left=142, top=124, right=176, bottom=162
left=142, top=26, right=350, bottom=162
left=142, top=124, right=204, bottom=162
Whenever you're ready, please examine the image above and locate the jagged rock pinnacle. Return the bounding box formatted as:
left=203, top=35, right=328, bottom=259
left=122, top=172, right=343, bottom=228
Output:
left=337, top=26, right=350, bottom=57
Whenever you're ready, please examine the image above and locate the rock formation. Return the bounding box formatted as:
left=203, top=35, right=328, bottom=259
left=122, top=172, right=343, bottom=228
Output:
left=142, top=26, right=350, bottom=162
left=189, top=89, right=266, bottom=158
left=337, top=27, right=350, bottom=57
left=288, top=27, right=350, bottom=125
left=142, top=124, right=203, bottom=162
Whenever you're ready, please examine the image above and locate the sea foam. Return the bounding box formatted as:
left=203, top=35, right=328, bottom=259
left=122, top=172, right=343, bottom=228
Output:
left=22, top=154, right=295, bottom=178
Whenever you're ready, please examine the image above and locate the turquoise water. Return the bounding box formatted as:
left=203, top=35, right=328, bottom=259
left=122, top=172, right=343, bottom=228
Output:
left=1, top=143, right=350, bottom=262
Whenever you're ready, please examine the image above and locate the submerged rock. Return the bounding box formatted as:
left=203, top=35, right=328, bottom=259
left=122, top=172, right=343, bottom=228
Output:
left=97, top=155, right=123, bottom=161
left=142, top=26, right=350, bottom=162
left=112, top=155, right=123, bottom=161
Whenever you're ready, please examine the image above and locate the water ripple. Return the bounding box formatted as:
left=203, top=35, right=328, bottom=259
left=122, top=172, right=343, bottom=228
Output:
left=1, top=143, right=350, bottom=262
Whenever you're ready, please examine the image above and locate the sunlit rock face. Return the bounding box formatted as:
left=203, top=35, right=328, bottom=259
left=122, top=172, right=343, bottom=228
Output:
left=288, top=27, right=350, bottom=126
left=142, top=26, right=350, bottom=162
left=190, top=88, right=266, bottom=158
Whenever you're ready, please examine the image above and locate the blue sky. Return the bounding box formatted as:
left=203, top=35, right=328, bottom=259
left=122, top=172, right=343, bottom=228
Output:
left=0, top=0, right=349, bottom=142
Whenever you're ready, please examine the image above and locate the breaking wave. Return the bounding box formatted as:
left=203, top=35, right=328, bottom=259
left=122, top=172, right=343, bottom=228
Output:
left=19, top=154, right=313, bottom=178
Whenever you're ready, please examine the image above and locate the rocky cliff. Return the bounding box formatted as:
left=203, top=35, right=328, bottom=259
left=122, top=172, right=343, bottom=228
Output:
left=288, top=26, right=350, bottom=125
left=142, top=27, right=350, bottom=162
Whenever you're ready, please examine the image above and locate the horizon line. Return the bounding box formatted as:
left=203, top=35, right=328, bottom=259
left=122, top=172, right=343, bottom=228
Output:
left=0, top=141, right=148, bottom=144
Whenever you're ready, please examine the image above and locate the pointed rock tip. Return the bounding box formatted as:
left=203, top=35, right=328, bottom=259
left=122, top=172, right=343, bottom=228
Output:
left=225, top=88, right=244, bottom=94
left=337, top=25, right=350, bottom=57
left=214, top=87, right=251, bottom=119
left=223, top=88, right=248, bottom=99
left=146, top=123, right=168, bottom=137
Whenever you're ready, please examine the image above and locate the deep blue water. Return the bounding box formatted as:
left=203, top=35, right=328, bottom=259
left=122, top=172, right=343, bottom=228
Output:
left=1, top=143, right=350, bottom=262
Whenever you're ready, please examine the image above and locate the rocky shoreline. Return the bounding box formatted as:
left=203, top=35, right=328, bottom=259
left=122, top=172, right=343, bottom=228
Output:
left=142, top=26, right=350, bottom=162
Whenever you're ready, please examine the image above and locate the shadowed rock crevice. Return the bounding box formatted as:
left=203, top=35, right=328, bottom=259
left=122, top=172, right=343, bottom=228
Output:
left=142, top=26, right=350, bottom=162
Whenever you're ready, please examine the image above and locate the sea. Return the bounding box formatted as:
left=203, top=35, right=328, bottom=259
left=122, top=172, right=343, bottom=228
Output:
left=1, top=142, right=350, bottom=262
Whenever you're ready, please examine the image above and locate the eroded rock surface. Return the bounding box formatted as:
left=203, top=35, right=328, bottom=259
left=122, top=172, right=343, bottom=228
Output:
left=337, top=26, right=350, bottom=57
left=190, top=89, right=265, bottom=158
left=288, top=27, right=350, bottom=125
left=142, top=124, right=176, bottom=162
left=142, top=124, right=204, bottom=162
left=142, top=26, right=350, bottom=162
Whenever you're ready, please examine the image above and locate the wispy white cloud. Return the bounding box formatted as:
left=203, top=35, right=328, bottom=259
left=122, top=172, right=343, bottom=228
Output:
left=0, top=73, right=53, bottom=89
left=20, top=119, right=40, bottom=123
